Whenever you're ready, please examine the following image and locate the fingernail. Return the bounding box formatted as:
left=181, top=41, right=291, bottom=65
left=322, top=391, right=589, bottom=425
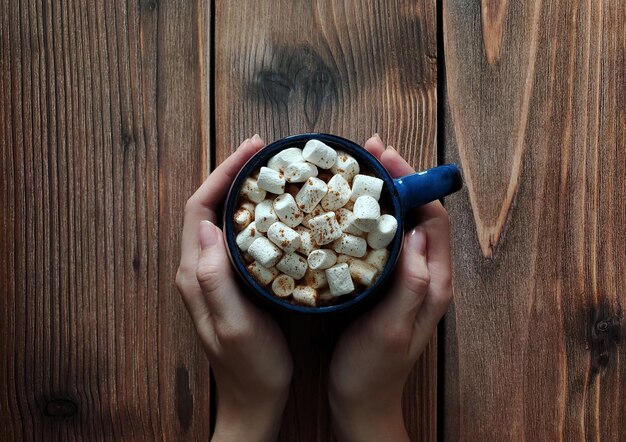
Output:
left=408, top=228, right=427, bottom=256
left=251, top=134, right=262, bottom=143
left=199, top=220, right=218, bottom=249
left=373, top=133, right=382, bottom=143
left=386, top=145, right=396, bottom=152
left=237, top=138, right=250, bottom=150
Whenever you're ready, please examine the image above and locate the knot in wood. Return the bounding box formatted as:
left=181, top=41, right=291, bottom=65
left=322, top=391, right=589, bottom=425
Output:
left=304, top=69, right=333, bottom=128
left=253, top=44, right=337, bottom=124
left=307, top=70, right=331, bottom=89
left=257, top=72, right=293, bottom=104
left=132, top=254, right=140, bottom=270
left=591, top=315, right=621, bottom=343
left=44, top=398, right=78, bottom=418
left=587, top=305, right=622, bottom=384
left=122, top=133, right=134, bottom=150
left=596, top=320, right=609, bottom=333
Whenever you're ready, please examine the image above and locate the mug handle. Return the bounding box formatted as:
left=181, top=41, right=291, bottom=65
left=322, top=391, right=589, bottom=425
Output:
left=393, top=164, right=463, bottom=212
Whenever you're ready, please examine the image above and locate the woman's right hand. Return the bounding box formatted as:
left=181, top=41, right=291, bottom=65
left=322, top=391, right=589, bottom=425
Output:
left=328, top=135, right=453, bottom=442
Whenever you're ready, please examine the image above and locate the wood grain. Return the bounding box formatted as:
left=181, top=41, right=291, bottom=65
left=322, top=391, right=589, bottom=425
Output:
left=0, top=0, right=211, bottom=439
left=214, top=0, right=437, bottom=440
left=443, top=0, right=626, bottom=439
left=7, top=0, right=621, bottom=439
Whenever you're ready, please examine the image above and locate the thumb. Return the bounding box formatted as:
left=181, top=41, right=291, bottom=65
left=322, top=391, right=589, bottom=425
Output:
left=196, top=220, right=248, bottom=320
left=374, top=228, right=430, bottom=323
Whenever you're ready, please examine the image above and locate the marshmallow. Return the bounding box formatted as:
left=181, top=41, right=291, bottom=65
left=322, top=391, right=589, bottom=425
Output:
left=273, top=193, right=304, bottom=228
left=267, top=147, right=304, bottom=172
left=284, top=162, right=318, bottom=183
left=236, top=221, right=263, bottom=252
left=271, top=274, right=295, bottom=297
left=276, top=252, right=308, bottom=280
left=333, top=233, right=367, bottom=257
left=365, top=249, right=390, bottom=271
left=331, top=151, right=360, bottom=181
left=241, top=202, right=256, bottom=217
left=248, top=237, right=283, bottom=268
left=267, top=222, right=301, bottom=253
left=335, top=208, right=365, bottom=236
left=350, top=174, right=384, bottom=201
left=349, top=260, right=379, bottom=286
left=255, top=199, right=278, bottom=232
left=295, top=226, right=315, bottom=255
left=320, top=174, right=351, bottom=211
left=367, top=214, right=398, bottom=249
left=302, top=205, right=325, bottom=228
left=343, top=199, right=355, bottom=210
left=325, top=263, right=355, bottom=296
left=308, top=212, right=343, bottom=246
left=336, top=254, right=355, bottom=265
left=240, top=177, right=267, bottom=203
left=307, top=249, right=337, bottom=270
left=295, top=177, right=328, bottom=213
left=233, top=207, right=253, bottom=231
left=317, top=289, right=334, bottom=303
left=247, top=261, right=279, bottom=286
left=292, top=286, right=318, bottom=306
left=302, top=139, right=337, bottom=169
left=302, top=268, right=328, bottom=289
left=256, top=166, right=285, bottom=195
left=352, top=196, right=381, bottom=232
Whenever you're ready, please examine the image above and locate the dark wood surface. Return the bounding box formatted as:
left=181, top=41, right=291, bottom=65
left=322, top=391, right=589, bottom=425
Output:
left=443, top=0, right=626, bottom=440
left=214, top=1, right=437, bottom=440
left=2, top=0, right=625, bottom=440
left=0, top=0, right=211, bottom=439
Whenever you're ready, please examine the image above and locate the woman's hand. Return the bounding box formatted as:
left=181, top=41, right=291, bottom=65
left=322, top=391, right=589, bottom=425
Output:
left=328, top=135, right=453, bottom=442
left=176, top=135, right=293, bottom=442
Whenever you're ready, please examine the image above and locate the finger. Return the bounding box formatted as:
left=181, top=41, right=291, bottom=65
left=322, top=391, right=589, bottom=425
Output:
left=376, top=145, right=452, bottom=346
left=179, top=135, right=264, bottom=277
left=410, top=205, right=452, bottom=353
left=379, top=146, right=414, bottom=178
left=377, top=143, right=450, bottom=272
left=412, top=201, right=451, bottom=294
left=196, top=220, right=254, bottom=322
left=363, top=134, right=386, bottom=160
left=412, top=284, right=452, bottom=352
left=381, top=146, right=448, bottom=232
left=369, top=228, right=430, bottom=326
left=410, top=277, right=452, bottom=357
left=176, top=270, right=213, bottom=331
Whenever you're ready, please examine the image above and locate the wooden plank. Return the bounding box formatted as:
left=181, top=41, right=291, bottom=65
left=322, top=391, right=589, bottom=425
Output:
left=0, top=0, right=211, bottom=438
left=442, top=0, right=626, bottom=439
left=214, top=1, right=437, bottom=440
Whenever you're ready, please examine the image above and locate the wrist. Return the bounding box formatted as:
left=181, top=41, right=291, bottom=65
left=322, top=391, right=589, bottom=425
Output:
left=212, top=391, right=289, bottom=442
left=329, top=395, right=409, bottom=442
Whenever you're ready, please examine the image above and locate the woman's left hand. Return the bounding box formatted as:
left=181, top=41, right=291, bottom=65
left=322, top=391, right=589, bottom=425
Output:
left=328, top=135, right=453, bottom=442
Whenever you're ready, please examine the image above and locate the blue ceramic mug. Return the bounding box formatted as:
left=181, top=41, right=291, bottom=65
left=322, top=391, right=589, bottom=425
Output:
left=223, top=133, right=462, bottom=314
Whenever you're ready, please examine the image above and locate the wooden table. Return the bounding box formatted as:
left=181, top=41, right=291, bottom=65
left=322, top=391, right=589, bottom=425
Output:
left=1, top=1, right=624, bottom=440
